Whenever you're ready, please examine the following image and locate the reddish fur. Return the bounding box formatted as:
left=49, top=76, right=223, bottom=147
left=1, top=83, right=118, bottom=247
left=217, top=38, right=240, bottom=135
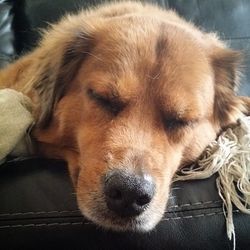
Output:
left=0, top=1, right=249, bottom=230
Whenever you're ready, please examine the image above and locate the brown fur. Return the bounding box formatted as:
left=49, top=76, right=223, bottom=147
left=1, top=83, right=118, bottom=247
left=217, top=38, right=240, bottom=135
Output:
left=0, top=1, right=250, bottom=231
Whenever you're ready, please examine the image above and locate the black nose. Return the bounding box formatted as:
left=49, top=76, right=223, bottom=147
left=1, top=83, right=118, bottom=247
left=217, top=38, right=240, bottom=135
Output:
left=104, top=171, right=155, bottom=217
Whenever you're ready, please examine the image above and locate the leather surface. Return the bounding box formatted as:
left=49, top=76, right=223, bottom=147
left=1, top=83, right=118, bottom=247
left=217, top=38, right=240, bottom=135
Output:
left=1, top=0, right=250, bottom=249
left=1, top=158, right=250, bottom=250
left=0, top=0, right=15, bottom=68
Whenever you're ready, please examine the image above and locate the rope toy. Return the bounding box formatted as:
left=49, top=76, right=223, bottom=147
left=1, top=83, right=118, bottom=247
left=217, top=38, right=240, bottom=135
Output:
left=174, top=116, right=250, bottom=250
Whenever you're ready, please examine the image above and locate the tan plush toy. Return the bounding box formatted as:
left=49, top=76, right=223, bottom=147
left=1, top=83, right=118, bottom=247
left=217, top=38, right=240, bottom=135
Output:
left=0, top=89, right=34, bottom=164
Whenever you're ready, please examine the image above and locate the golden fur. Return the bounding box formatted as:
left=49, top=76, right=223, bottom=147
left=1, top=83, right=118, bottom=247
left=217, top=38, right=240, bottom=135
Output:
left=0, top=1, right=249, bottom=231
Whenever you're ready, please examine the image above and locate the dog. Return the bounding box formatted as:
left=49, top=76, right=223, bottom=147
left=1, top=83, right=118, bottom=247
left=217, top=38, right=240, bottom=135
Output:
left=0, top=1, right=250, bottom=231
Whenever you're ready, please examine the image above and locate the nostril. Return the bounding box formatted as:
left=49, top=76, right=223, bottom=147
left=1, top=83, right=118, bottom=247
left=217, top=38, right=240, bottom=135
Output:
left=136, top=194, right=152, bottom=206
left=107, top=188, right=122, bottom=200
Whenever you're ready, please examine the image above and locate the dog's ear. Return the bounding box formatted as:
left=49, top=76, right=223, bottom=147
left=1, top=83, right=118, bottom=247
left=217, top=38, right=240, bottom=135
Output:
left=31, top=18, right=97, bottom=128
left=211, top=45, right=247, bottom=127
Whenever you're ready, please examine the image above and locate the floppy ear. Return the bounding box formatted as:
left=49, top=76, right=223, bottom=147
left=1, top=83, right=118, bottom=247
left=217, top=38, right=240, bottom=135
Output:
left=31, top=17, right=97, bottom=128
left=211, top=46, right=248, bottom=127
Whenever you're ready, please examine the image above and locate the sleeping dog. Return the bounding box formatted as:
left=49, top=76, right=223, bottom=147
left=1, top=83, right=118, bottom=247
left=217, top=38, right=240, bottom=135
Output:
left=0, top=1, right=249, bottom=231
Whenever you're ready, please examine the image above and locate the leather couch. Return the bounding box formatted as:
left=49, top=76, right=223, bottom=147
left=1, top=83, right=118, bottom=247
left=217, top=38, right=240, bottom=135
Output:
left=0, top=1, right=250, bottom=249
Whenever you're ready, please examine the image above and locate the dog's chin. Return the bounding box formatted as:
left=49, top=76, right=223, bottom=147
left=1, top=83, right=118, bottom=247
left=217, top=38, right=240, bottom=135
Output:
left=82, top=210, right=162, bottom=232
left=77, top=201, right=165, bottom=232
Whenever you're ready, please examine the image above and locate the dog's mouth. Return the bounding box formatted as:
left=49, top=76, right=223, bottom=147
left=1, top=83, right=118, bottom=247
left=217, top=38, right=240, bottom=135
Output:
left=94, top=208, right=149, bottom=231
left=77, top=198, right=163, bottom=232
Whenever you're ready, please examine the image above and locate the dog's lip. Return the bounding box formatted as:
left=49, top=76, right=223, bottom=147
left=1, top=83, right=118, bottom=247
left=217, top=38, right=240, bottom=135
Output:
left=83, top=205, right=148, bottom=231
left=99, top=215, right=146, bottom=231
left=100, top=209, right=142, bottom=223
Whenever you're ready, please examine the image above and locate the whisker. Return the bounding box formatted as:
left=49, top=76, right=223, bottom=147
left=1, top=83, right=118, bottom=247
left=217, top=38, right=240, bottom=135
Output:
left=80, top=51, right=104, bottom=62
left=146, top=72, right=161, bottom=80
left=168, top=195, right=176, bottom=199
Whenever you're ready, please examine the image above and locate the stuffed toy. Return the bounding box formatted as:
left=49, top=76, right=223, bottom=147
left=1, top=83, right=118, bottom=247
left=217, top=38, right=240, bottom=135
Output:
left=0, top=89, right=34, bottom=164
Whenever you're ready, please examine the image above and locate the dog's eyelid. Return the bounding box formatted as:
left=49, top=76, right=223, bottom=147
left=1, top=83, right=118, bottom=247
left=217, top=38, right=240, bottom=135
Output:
left=87, top=88, right=105, bottom=100
left=165, top=117, right=188, bottom=126
left=162, top=114, right=196, bottom=130
left=87, top=88, right=118, bottom=100
left=87, top=88, right=125, bottom=115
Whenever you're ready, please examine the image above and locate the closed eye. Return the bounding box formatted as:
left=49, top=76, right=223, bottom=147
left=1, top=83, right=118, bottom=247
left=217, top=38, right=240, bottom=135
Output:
left=87, top=88, right=124, bottom=115
left=163, top=117, right=192, bottom=131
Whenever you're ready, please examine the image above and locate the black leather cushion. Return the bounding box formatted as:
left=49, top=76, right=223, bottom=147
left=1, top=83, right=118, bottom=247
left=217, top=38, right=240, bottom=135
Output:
left=0, top=0, right=15, bottom=68
left=0, top=158, right=250, bottom=250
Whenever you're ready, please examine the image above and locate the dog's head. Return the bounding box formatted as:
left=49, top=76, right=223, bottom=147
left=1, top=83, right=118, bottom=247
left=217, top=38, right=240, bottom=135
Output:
left=30, top=2, right=249, bottom=231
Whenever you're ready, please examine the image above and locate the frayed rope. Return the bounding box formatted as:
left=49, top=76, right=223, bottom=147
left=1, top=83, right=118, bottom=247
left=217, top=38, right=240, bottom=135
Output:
left=173, top=116, right=250, bottom=250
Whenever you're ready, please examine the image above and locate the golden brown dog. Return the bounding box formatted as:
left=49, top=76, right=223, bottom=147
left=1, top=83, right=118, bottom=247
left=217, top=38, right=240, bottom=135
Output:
left=0, top=1, right=250, bottom=231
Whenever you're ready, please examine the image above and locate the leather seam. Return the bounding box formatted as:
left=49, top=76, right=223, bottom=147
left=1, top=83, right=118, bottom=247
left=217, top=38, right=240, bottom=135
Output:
left=0, top=210, right=81, bottom=217
left=0, top=221, right=91, bottom=229
left=167, top=200, right=222, bottom=209
left=0, top=200, right=222, bottom=217
left=163, top=210, right=239, bottom=221
left=0, top=211, right=239, bottom=229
